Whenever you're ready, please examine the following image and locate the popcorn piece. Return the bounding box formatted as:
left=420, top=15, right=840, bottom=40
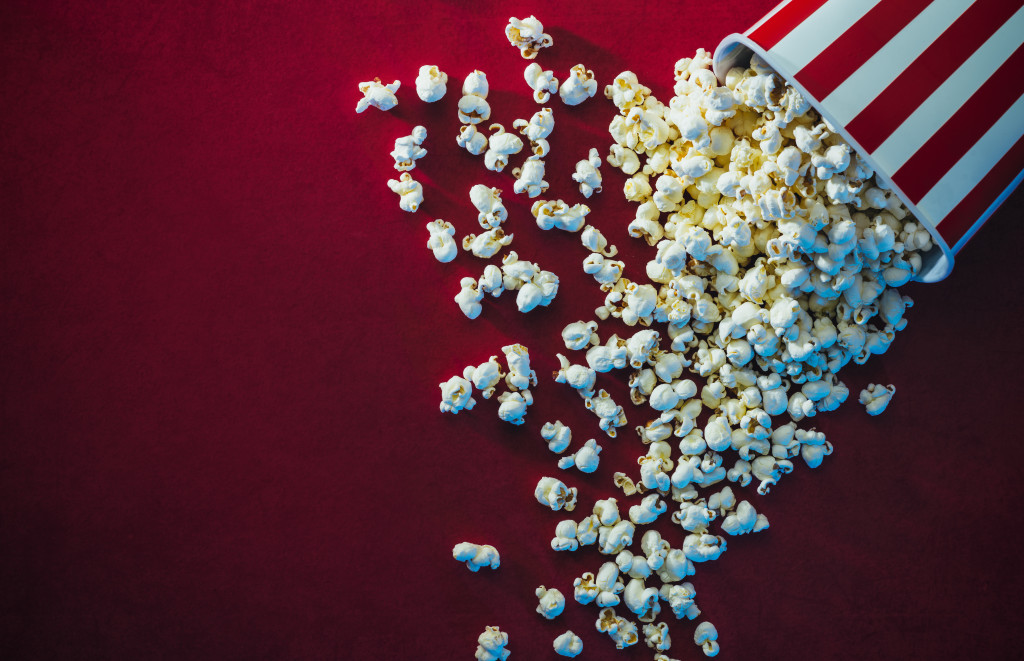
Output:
left=476, top=626, right=510, bottom=661
left=720, top=500, right=769, bottom=536
left=479, top=264, right=505, bottom=297
left=596, top=607, right=639, bottom=649
left=536, top=586, right=566, bottom=619
left=629, top=493, right=667, bottom=525
left=605, top=71, right=651, bottom=112
left=386, top=172, right=423, bottom=213
left=562, top=320, right=599, bottom=351
left=355, top=77, right=399, bottom=113
left=452, top=542, right=500, bottom=572
left=572, top=148, right=603, bottom=198
left=532, top=199, right=589, bottom=232
left=541, top=420, right=572, bottom=453
left=505, top=16, right=552, bottom=59
left=484, top=123, right=524, bottom=173
left=503, top=343, right=538, bottom=391
left=462, top=228, right=513, bottom=258
left=469, top=185, right=508, bottom=229
left=535, top=476, right=578, bottom=512
left=457, top=125, right=488, bottom=155
left=551, top=519, right=579, bottom=551
left=425, top=219, right=457, bottom=263
left=860, top=383, right=895, bottom=415
left=558, top=438, right=602, bottom=473
left=415, top=65, right=447, bottom=102
left=512, top=157, right=549, bottom=198
left=524, top=63, right=559, bottom=103
left=463, top=356, right=504, bottom=399
left=682, top=532, right=727, bottom=563
left=513, top=108, right=554, bottom=157
left=390, top=125, right=427, bottom=171
left=598, top=519, right=635, bottom=555
left=553, top=631, right=583, bottom=658
left=694, top=622, right=720, bottom=657
left=560, top=64, right=598, bottom=106
left=439, top=374, right=475, bottom=413
left=455, top=277, right=484, bottom=319
left=458, top=93, right=492, bottom=125
left=463, top=70, right=489, bottom=98
left=497, top=389, right=533, bottom=425
left=581, top=225, right=618, bottom=257
left=623, top=577, right=661, bottom=622
left=554, top=353, right=598, bottom=399
left=583, top=253, right=624, bottom=289
left=585, top=389, right=628, bottom=438
left=660, top=582, right=700, bottom=620
left=644, top=622, right=672, bottom=651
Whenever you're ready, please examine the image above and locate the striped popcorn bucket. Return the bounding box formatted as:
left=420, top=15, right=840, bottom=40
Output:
left=713, top=0, right=1024, bottom=282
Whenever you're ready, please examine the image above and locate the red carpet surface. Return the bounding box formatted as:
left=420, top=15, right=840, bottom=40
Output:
left=2, top=1, right=1023, bottom=659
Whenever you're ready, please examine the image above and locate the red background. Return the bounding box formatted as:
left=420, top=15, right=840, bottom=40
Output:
left=3, top=1, right=1024, bottom=659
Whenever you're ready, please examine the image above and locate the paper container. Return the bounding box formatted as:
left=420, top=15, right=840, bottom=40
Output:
left=713, top=0, right=1024, bottom=282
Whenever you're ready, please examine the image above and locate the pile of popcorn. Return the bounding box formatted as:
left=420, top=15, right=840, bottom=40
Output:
left=358, top=15, right=925, bottom=658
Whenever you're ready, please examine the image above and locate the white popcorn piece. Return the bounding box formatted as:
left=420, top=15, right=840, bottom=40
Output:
left=415, top=65, right=447, bottom=102
left=535, top=476, right=578, bottom=512
left=390, top=126, right=427, bottom=173
left=457, top=125, right=488, bottom=155
left=476, top=626, right=510, bottom=661
left=598, top=519, right=635, bottom=555
left=644, top=622, right=672, bottom=651
left=524, top=62, right=559, bottom=103
left=462, top=228, right=513, bottom=258
left=512, top=157, right=549, bottom=198
left=682, top=532, right=727, bottom=563
left=596, top=607, right=639, bottom=649
left=452, top=542, right=500, bottom=572
left=860, top=383, right=895, bottom=416
left=439, top=374, right=475, bottom=414
left=462, top=69, right=489, bottom=98
left=554, top=353, right=597, bottom=399
left=484, top=124, right=524, bottom=173
left=463, top=356, right=504, bottom=399
left=581, top=225, right=618, bottom=257
left=572, top=148, right=603, bottom=198
left=386, top=172, right=423, bottom=213
left=660, top=582, right=700, bottom=620
left=425, top=219, right=457, bottom=263
left=458, top=91, right=492, bottom=125
left=798, top=427, right=834, bottom=468
left=560, top=64, right=598, bottom=106
left=513, top=108, right=554, bottom=157
left=479, top=264, right=505, bottom=297
left=497, top=389, right=533, bottom=425
left=532, top=199, right=590, bottom=232
left=585, top=388, right=627, bottom=438
left=551, top=519, right=579, bottom=551
left=503, top=343, right=537, bottom=391
left=623, top=578, right=661, bottom=622
left=605, top=71, right=651, bottom=111
left=562, top=320, right=599, bottom=351
left=629, top=493, right=667, bottom=525
left=536, top=586, right=566, bottom=619
left=355, top=77, right=399, bottom=113
left=505, top=15, right=552, bottom=59
left=541, top=420, right=572, bottom=453
left=583, top=253, right=625, bottom=289
left=720, top=500, right=769, bottom=536
left=553, top=631, right=583, bottom=658
left=694, top=621, right=720, bottom=657
left=558, top=438, right=602, bottom=473
left=469, top=185, right=508, bottom=230
left=455, top=277, right=484, bottom=319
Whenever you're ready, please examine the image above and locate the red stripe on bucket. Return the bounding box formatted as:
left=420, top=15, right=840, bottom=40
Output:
left=937, top=132, right=1024, bottom=246
left=796, top=0, right=932, bottom=101
left=893, top=42, right=1024, bottom=203
left=848, top=0, right=1023, bottom=154
left=749, top=0, right=831, bottom=50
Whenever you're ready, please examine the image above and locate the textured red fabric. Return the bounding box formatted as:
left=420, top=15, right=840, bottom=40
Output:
left=2, top=1, right=1024, bottom=660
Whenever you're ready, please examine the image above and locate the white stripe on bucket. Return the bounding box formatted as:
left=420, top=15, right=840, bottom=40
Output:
left=871, top=4, right=1024, bottom=175
left=919, top=92, right=1024, bottom=223
left=769, top=0, right=883, bottom=74
left=744, top=0, right=795, bottom=37
left=824, top=0, right=974, bottom=126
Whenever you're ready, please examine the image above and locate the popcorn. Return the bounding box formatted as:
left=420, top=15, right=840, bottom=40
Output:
left=596, top=607, right=638, bottom=649
left=583, top=253, right=624, bottom=289
left=532, top=199, right=589, bottom=232
left=558, top=438, right=602, bottom=473
left=386, top=172, right=423, bottom=212
left=457, top=125, right=488, bottom=155
left=439, top=374, right=475, bottom=413
left=628, top=493, right=667, bottom=525
left=502, top=343, right=537, bottom=391
left=536, top=586, right=566, bottom=619
left=551, top=519, right=579, bottom=551
left=581, top=225, right=618, bottom=257
left=425, top=219, right=457, bottom=263
left=505, top=16, right=552, bottom=59
left=623, top=578, right=661, bottom=622
left=475, top=626, right=510, bottom=661
left=559, top=64, right=598, bottom=106
left=604, top=71, right=650, bottom=112
left=859, top=383, right=895, bottom=416
left=586, top=389, right=628, bottom=437
left=415, top=65, right=447, bottom=102
left=643, top=622, right=672, bottom=651
left=541, top=420, right=572, bottom=453
left=462, top=228, right=513, bottom=258
left=497, top=389, right=533, bottom=425
left=572, top=148, right=603, bottom=198
left=454, top=277, right=484, bottom=319
left=524, top=63, right=558, bottom=103
left=598, top=519, right=635, bottom=555
left=693, top=621, right=720, bottom=657
left=535, top=476, right=578, bottom=512
left=512, top=157, right=549, bottom=198
left=452, top=542, right=500, bottom=571
left=458, top=94, right=492, bottom=125
left=463, top=356, right=504, bottom=399
left=660, top=582, right=700, bottom=620
left=513, top=108, right=554, bottom=157
left=553, top=631, right=583, bottom=658
left=554, top=353, right=597, bottom=399
left=355, top=77, right=399, bottom=113
left=483, top=124, right=524, bottom=172
left=469, top=184, right=508, bottom=230
left=682, top=532, right=727, bottom=562
left=561, top=320, right=599, bottom=351
left=390, top=125, right=427, bottom=171
left=479, top=264, right=505, bottom=297
left=720, top=500, right=769, bottom=535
